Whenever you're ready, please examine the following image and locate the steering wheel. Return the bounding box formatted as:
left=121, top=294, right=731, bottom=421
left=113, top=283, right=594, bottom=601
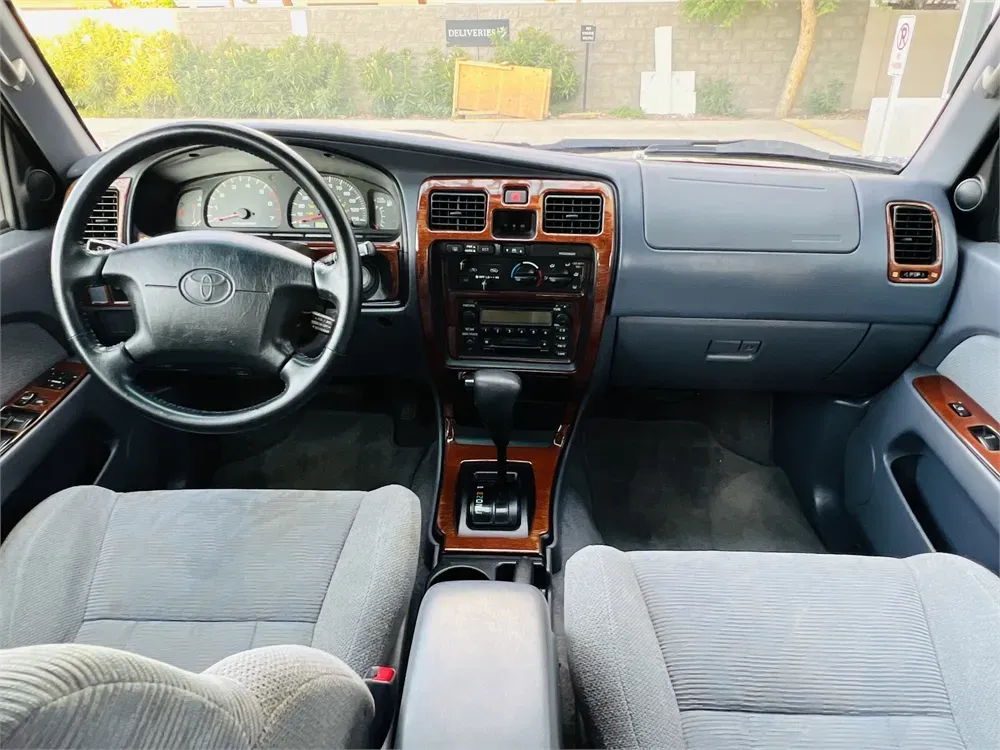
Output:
left=52, top=122, right=361, bottom=433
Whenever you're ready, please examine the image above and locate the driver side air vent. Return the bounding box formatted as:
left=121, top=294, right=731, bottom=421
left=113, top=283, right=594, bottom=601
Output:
left=889, top=203, right=937, bottom=265
left=543, top=194, right=603, bottom=235
left=83, top=187, right=121, bottom=240
left=428, top=190, right=488, bottom=231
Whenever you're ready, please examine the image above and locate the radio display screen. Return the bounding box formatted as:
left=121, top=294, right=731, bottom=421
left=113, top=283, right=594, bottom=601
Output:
left=479, top=309, right=552, bottom=326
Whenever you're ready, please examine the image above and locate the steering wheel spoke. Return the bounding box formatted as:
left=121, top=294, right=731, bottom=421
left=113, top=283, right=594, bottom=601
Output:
left=64, top=240, right=110, bottom=288
left=87, top=342, right=137, bottom=385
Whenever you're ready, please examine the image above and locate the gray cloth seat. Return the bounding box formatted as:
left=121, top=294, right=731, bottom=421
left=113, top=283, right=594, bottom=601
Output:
left=0, top=484, right=422, bottom=748
left=1, top=643, right=374, bottom=749
left=565, top=545, right=1000, bottom=750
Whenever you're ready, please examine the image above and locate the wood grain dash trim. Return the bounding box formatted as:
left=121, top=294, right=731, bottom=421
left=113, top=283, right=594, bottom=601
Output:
left=304, top=240, right=402, bottom=301
left=887, top=201, right=943, bottom=285
left=416, top=178, right=616, bottom=381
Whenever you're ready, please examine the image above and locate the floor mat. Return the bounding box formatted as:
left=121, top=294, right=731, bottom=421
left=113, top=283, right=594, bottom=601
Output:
left=211, top=410, right=428, bottom=492
left=582, top=419, right=824, bottom=553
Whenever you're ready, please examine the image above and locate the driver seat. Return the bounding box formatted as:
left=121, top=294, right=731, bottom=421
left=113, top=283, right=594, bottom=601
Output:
left=0, top=484, right=422, bottom=748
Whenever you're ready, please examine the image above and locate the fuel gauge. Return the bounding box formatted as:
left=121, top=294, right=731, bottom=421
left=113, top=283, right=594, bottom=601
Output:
left=176, top=189, right=204, bottom=228
left=372, top=191, right=400, bottom=232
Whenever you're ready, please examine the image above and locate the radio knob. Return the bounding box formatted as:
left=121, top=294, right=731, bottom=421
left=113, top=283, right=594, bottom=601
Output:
left=462, top=309, right=477, bottom=326
left=555, top=312, right=571, bottom=326
left=511, top=262, right=541, bottom=286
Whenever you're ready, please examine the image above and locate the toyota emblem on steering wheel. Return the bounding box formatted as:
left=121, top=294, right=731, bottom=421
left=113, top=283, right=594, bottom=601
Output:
left=180, top=269, right=234, bottom=306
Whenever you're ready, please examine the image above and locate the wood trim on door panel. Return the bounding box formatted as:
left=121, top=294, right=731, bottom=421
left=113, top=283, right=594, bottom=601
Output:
left=886, top=201, right=943, bottom=285
left=0, top=362, right=88, bottom=456
left=913, top=375, right=1000, bottom=479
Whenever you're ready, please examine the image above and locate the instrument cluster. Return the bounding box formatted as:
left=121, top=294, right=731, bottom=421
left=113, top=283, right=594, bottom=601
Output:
left=174, top=170, right=402, bottom=235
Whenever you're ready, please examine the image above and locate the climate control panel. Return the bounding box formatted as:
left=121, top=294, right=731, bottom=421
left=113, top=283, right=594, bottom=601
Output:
left=439, top=241, right=592, bottom=293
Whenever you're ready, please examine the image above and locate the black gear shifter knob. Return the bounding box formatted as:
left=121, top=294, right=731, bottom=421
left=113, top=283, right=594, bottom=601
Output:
left=472, top=370, right=521, bottom=451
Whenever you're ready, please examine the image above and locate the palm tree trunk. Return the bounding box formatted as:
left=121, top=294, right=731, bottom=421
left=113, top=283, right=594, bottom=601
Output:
left=776, top=0, right=817, bottom=118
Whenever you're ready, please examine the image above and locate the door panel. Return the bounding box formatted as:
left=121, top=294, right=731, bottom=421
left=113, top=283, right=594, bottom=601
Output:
left=844, top=240, right=1000, bottom=571
left=0, top=229, right=168, bottom=528
left=936, top=334, right=1000, bottom=421
left=0, top=320, right=65, bottom=402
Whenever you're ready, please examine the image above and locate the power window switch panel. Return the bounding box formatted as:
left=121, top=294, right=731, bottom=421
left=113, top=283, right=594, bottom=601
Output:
left=949, top=402, right=972, bottom=418
left=6, top=413, right=35, bottom=432
left=14, top=392, right=36, bottom=407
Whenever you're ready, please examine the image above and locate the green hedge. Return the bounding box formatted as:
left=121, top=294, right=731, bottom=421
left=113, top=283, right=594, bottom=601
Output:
left=38, top=21, right=575, bottom=119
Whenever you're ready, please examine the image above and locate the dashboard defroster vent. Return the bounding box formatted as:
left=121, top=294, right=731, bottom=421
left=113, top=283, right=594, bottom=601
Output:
left=83, top=187, right=121, bottom=240
left=889, top=203, right=937, bottom=265
left=428, top=190, right=488, bottom=231
left=543, top=194, right=603, bottom=235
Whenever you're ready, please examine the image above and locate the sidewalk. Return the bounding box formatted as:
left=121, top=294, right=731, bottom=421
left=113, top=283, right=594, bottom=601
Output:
left=83, top=117, right=868, bottom=156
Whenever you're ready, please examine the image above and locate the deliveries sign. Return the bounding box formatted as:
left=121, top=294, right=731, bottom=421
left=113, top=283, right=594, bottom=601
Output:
left=445, top=20, right=510, bottom=47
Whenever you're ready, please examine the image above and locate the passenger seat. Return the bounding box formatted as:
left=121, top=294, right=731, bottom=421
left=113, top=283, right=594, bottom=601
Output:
left=564, top=546, right=999, bottom=749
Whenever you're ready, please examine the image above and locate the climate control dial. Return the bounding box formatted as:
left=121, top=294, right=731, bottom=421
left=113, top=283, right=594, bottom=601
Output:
left=510, top=261, right=542, bottom=287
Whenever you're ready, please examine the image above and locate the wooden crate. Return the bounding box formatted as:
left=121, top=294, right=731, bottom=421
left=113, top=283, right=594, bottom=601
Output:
left=452, top=59, right=552, bottom=120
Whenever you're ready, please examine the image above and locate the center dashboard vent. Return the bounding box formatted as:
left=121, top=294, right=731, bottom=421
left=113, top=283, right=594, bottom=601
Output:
left=83, top=187, right=121, bottom=240
left=428, top=190, right=487, bottom=231
left=542, top=194, right=603, bottom=235
left=889, top=203, right=937, bottom=265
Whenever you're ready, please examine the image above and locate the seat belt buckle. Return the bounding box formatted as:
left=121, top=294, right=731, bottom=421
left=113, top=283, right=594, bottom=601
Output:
left=364, top=666, right=398, bottom=747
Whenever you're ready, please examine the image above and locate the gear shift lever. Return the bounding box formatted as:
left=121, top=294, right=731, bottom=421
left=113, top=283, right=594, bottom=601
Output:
left=472, top=370, right=521, bottom=495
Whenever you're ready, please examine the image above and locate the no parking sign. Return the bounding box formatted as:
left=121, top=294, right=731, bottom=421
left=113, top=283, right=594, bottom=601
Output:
left=887, top=15, right=916, bottom=77
left=876, top=15, right=916, bottom=158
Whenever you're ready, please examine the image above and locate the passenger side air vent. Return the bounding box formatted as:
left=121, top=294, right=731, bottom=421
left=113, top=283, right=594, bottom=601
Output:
left=83, top=187, right=121, bottom=240
left=428, top=190, right=488, bottom=231
left=889, top=203, right=937, bottom=265
left=543, top=194, right=603, bottom=235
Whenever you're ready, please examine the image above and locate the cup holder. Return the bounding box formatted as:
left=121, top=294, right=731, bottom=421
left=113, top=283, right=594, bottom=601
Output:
left=428, top=564, right=491, bottom=587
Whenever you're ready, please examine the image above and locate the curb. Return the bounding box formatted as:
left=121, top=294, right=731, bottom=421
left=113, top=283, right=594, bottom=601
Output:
left=784, top=119, right=863, bottom=152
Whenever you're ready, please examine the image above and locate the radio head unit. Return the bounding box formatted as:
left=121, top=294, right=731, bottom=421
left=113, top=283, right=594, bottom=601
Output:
left=458, top=301, right=572, bottom=360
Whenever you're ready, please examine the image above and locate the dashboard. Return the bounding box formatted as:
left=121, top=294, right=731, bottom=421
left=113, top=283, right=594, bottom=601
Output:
left=75, top=124, right=958, bottom=397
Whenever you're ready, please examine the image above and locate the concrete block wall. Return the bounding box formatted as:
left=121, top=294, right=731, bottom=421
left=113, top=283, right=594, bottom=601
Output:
left=22, top=0, right=894, bottom=113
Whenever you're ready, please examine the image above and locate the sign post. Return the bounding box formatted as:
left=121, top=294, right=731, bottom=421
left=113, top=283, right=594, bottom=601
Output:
left=580, top=25, right=596, bottom=111
left=876, top=14, right=915, bottom=159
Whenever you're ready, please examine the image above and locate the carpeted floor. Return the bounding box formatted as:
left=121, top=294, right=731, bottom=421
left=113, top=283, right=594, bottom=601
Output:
left=211, top=410, right=428, bottom=493
left=582, top=418, right=824, bottom=553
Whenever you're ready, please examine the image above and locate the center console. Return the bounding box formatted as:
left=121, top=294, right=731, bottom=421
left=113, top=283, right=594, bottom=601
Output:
left=416, top=178, right=616, bottom=559
left=397, top=580, right=559, bottom=749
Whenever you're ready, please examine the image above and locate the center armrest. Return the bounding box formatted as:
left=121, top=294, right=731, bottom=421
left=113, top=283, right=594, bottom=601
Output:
left=397, top=580, right=559, bottom=749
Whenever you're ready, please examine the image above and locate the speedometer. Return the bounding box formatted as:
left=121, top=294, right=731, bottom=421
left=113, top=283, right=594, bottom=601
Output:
left=206, top=175, right=280, bottom=229
left=289, top=176, right=369, bottom=229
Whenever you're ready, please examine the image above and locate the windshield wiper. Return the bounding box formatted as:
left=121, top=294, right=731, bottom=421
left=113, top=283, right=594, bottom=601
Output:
left=529, top=138, right=901, bottom=172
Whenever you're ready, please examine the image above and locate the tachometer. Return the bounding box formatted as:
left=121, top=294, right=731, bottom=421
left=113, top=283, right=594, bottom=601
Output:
left=206, top=175, right=280, bottom=229
left=289, top=176, right=369, bottom=229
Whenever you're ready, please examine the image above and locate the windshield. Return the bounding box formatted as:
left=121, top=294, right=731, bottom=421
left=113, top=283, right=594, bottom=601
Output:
left=14, top=0, right=998, bottom=167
